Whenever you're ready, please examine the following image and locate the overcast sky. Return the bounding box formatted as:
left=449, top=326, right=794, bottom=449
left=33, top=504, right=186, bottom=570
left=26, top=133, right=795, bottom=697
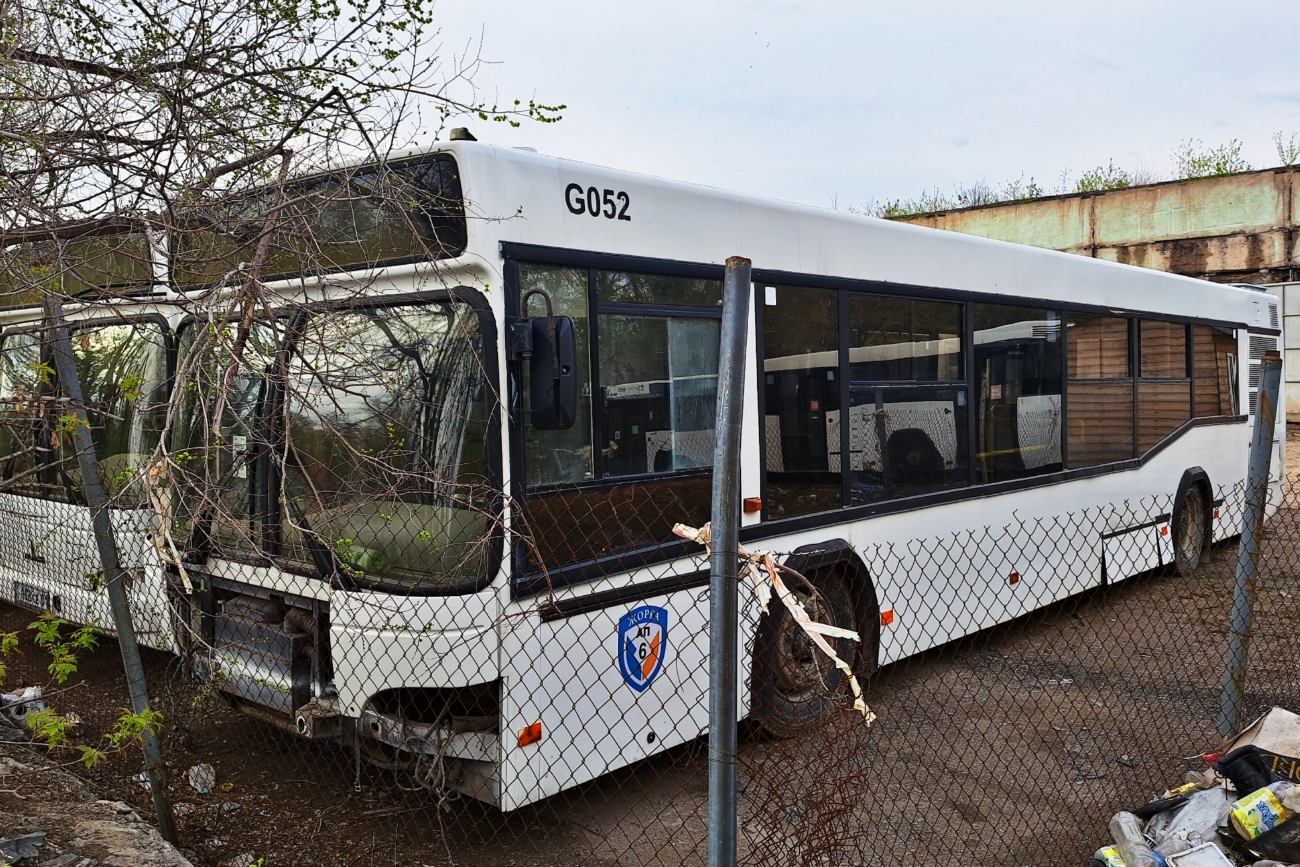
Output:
left=431, top=1, right=1300, bottom=211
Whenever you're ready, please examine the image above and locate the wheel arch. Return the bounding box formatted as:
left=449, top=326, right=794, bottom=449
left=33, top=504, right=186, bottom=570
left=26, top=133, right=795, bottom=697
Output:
left=781, top=539, right=881, bottom=677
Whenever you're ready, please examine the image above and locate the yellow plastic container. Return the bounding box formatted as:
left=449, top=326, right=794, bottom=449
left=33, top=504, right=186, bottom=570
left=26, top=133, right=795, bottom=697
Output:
left=1229, top=783, right=1295, bottom=840
left=1093, top=846, right=1126, bottom=867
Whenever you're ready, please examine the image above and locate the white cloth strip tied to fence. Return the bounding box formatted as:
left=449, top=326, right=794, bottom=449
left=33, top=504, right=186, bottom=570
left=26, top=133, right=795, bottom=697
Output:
left=671, top=522, right=875, bottom=724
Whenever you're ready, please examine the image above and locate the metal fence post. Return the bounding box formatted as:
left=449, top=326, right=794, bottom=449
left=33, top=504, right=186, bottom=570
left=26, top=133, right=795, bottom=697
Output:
left=1217, top=349, right=1283, bottom=738
left=43, top=298, right=178, bottom=843
left=708, top=257, right=750, bottom=867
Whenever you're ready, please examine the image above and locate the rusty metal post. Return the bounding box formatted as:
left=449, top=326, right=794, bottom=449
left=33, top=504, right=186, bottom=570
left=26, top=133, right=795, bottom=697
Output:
left=1217, top=350, right=1282, bottom=737
left=708, top=257, right=750, bottom=867
left=43, top=298, right=178, bottom=843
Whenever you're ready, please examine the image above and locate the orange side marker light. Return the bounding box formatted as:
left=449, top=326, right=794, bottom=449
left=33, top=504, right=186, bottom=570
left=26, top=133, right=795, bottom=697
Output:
left=1160, top=526, right=1169, bottom=536
left=1008, top=571, right=1020, bottom=585
left=518, top=722, right=543, bottom=747
left=880, top=609, right=895, bottom=626
left=743, top=497, right=763, bottom=514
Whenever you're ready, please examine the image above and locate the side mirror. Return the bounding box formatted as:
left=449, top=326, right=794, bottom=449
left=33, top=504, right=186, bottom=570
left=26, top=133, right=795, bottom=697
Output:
left=529, top=313, right=578, bottom=430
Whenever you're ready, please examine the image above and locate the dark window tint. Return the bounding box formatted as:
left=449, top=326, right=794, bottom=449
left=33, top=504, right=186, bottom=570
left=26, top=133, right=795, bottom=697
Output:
left=1066, top=314, right=1133, bottom=468
left=0, top=233, right=155, bottom=307
left=282, top=304, right=491, bottom=590
left=1140, top=320, right=1188, bottom=378
left=596, top=270, right=722, bottom=307
left=974, top=304, right=1062, bottom=483
left=174, top=155, right=466, bottom=287
left=846, top=386, right=968, bottom=505
left=848, top=295, right=962, bottom=382
left=1194, top=325, right=1238, bottom=417
left=762, top=285, right=841, bottom=518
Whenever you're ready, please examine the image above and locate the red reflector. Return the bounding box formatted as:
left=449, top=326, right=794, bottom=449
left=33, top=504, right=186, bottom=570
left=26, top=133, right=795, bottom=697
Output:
left=743, top=497, right=762, bottom=514
left=1214, top=508, right=1220, bottom=519
left=880, top=609, right=895, bottom=626
left=1008, top=571, right=1020, bottom=585
left=518, top=722, right=543, bottom=747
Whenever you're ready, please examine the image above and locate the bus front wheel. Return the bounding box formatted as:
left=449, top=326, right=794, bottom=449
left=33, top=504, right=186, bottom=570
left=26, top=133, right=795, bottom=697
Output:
left=1173, top=483, right=1208, bottom=577
left=751, top=570, right=856, bottom=739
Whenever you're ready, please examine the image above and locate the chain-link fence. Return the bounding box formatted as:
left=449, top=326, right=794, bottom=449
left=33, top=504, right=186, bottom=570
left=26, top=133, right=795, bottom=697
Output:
left=0, top=433, right=1294, bottom=866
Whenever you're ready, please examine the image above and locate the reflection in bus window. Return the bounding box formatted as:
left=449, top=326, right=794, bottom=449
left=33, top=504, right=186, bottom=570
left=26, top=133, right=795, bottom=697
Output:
left=520, top=267, right=720, bottom=573
left=172, top=321, right=281, bottom=557
left=0, top=332, right=46, bottom=494
left=283, top=304, right=490, bottom=590
left=847, top=295, right=962, bottom=382
left=174, top=156, right=466, bottom=287
left=1194, top=325, right=1238, bottom=417
left=1066, top=314, right=1133, bottom=468
left=598, top=315, right=719, bottom=477
left=763, top=285, right=840, bottom=517
left=64, top=322, right=169, bottom=505
left=974, top=304, right=1062, bottom=483
left=844, top=386, right=969, bottom=505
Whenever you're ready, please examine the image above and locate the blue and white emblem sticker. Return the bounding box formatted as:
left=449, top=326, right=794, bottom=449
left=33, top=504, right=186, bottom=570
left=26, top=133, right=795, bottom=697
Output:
left=618, top=605, right=668, bottom=693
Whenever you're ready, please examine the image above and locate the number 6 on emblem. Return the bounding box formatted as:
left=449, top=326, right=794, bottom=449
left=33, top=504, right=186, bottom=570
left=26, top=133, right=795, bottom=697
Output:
left=618, top=605, right=669, bottom=693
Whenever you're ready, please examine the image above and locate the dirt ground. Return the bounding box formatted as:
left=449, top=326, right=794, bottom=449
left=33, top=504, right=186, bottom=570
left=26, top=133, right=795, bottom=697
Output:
left=0, top=429, right=1295, bottom=866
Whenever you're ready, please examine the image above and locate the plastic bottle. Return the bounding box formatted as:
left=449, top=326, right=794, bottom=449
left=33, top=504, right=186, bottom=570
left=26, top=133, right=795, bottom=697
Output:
left=1229, top=781, right=1299, bottom=840
left=1110, top=811, right=1164, bottom=867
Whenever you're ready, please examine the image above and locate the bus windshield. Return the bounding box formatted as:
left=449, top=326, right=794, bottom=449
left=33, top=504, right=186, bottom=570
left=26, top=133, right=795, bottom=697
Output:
left=174, top=301, right=493, bottom=592
left=282, top=303, right=492, bottom=591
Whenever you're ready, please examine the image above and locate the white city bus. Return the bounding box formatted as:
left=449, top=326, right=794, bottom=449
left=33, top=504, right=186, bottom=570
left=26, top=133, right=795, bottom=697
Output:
left=0, top=140, right=1283, bottom=811
left=0, top=233, right=183, bottom=654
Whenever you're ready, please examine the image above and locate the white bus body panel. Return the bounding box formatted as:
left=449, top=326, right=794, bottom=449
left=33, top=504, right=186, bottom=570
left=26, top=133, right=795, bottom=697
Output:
left=0, top=494, right=178, bottom=652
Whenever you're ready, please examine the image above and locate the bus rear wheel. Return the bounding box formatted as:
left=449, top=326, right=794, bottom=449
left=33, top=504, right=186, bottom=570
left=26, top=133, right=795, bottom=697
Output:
left=1173, top=484, right=1208, bottom=577
left=752, top=570, right=856, bottom=739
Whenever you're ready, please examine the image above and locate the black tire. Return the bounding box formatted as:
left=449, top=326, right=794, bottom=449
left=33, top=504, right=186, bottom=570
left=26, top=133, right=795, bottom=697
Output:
left=751, top=570, right=857, bottom=739
left=1173, top=483, right=1208, bottom=577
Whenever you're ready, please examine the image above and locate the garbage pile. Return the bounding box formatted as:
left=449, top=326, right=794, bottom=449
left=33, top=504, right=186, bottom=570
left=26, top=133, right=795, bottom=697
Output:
left=1089, top=707, right=1300, bottom=867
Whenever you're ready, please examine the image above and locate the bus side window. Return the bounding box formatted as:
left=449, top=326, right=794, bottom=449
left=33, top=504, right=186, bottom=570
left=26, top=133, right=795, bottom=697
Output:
left=973, top=304, right=1063, bottom=484
left=521, top=265, right=593, bottom=486
left=1136, top=320, right=1191, bottom=451
left=1193, top=324, right=1237, bottom=417
left=1066, top=313, right=1133, bottom=468
left=762, top=284, right=840, bottom=518
left=845, top=293, right=968, bottom=505
left=518, top=265, right=720, bottom=576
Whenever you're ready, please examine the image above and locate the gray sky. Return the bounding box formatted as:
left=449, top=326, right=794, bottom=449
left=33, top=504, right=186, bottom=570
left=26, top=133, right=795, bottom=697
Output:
left=433, top=1, right=1300, bottom=210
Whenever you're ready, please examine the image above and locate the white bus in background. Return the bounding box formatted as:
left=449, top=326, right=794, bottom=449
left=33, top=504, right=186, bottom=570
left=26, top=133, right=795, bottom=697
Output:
left=0, top=138, right=1282, bottom=812
left=0, top=244, right=184, bottom=654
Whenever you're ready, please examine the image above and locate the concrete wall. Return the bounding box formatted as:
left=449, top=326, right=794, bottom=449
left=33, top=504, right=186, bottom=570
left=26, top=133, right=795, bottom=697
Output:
left=901, top=168, right=1300, bottom=285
